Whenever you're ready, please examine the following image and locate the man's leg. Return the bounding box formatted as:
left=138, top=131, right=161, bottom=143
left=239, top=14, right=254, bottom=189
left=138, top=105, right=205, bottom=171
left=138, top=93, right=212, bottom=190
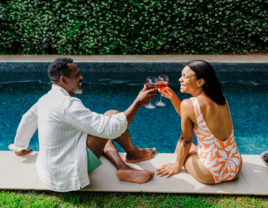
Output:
left=104, top=110, right=157, bottom=162
left=103, top=139, right=155, bottom=183
left=103, top=110, right=156, bottom=183
left=115, top=129, right=157, bottom=162
left=86, top=110, right=155, bottom=183
left=86, top=134, right=109, bottom=159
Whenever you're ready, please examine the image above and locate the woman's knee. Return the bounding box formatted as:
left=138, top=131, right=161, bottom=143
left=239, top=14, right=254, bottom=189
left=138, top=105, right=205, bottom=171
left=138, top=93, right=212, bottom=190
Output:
left=104, top=110, right=120, bottom=117
left=189, top=143, right=197, bottom=154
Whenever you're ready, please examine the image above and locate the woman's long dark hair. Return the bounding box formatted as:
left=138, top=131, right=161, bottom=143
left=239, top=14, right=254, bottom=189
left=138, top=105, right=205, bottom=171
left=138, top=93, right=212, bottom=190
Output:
left=186, top=60, right=226, bottom=105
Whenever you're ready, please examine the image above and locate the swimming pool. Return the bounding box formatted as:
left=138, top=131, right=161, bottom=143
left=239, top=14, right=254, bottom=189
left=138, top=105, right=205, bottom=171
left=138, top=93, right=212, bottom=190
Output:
left=0, top=70, right=267, bottom=154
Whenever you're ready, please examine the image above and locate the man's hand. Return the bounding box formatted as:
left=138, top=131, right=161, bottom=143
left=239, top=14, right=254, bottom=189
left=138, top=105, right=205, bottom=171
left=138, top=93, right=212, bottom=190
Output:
left=136, top=85, right=157, bottom=106
left=15, top=149, right=32, bottom=156
left=124, top=85, right=157, bottom=126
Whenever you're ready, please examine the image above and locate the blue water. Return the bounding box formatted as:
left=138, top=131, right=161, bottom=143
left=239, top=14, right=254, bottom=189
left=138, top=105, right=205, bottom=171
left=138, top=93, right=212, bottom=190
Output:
left=0, top=71, right=268, bottom=154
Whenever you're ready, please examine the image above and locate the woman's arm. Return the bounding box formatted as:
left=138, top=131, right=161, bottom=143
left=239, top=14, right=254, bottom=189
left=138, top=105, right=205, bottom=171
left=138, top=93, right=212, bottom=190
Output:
left=160, top=87, right=182, bottom=116
left=174, top=100, right=194, bottom=170
left=156, top=99, right=194, bottom=178
left=170, top=92, right=182, bottom=116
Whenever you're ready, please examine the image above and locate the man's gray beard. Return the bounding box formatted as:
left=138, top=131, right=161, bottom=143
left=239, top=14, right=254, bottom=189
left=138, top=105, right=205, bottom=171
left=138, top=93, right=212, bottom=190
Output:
left=69, top=81, right=82, bottom=94
left=74, top=88, right=82, bottom=94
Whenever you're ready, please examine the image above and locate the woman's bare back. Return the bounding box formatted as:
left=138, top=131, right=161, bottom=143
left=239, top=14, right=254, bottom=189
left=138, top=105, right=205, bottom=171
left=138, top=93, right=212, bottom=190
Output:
left=193, top=95, right=233, bottom=142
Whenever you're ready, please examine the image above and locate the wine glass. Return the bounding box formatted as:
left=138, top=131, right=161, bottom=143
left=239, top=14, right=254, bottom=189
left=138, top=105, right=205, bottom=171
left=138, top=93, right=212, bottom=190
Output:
left=145, top=77, right=157, bottom=109
left=155, top=75, right=169, bottom=107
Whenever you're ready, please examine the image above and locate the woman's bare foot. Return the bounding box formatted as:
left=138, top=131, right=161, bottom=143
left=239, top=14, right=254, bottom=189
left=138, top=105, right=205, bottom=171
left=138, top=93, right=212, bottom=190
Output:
left=116, top=167, right=155, bottom=183
left=125, top=148, right=157, bottom=163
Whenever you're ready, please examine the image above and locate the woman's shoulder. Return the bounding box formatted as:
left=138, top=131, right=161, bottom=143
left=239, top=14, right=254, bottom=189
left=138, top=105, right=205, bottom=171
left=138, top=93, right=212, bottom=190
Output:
left=181, top=99, right=197, bottom=123
left=181, top=98, right=194, bottom=107
left=181, top=99, right=195, bottom=114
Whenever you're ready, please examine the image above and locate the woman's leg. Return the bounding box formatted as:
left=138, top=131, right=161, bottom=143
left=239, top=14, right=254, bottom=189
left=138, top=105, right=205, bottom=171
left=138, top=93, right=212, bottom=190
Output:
left=174, top=141, right=214, bottom=184
left=184, top=153, right=215, bottom=184
left=177, top=141, right=242, bottom=184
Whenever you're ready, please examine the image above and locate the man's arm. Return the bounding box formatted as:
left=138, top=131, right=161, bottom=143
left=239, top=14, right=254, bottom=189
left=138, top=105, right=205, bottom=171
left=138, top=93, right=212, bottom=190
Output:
left=124, top=85, right=157, bottom=126
left=64, top=85, right=157, bottom=139
left=8, top=102, right=38, bottom=155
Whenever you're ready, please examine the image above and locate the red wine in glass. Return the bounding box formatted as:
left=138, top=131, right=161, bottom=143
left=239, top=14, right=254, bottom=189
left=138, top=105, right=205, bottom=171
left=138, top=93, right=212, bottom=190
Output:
left=145, top=77, right=157, bottom=109
left=155, top=75, right=169, bottom=107
left=146, top=83, right=157, bottom=90
left=157, top=81, right=169, bottom=92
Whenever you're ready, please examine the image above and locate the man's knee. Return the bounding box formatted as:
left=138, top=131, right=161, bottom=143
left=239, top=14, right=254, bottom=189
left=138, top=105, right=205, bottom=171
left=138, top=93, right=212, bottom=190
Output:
left=104, top=110, right=120, bottom=117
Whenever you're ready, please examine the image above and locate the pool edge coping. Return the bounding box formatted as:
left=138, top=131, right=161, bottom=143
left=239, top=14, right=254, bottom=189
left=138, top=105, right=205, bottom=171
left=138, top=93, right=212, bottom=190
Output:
left=0, top=55, right=267, bottom=63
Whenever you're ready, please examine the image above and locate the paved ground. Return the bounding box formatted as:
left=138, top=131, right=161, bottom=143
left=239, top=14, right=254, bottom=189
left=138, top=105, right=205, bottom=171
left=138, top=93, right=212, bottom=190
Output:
left=0, top=55, right=267, bottom=63
left=0, top=151, right=267, bottom=195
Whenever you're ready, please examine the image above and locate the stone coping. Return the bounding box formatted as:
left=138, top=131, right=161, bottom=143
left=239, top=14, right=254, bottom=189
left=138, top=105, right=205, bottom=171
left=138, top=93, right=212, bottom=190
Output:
left=1, top=62, right=268, bottom=72
left=1, top=151, right=268, bottom=195
left=1, top=55, right=267, bottom=72
left=0, top=55, right=268, bottom=63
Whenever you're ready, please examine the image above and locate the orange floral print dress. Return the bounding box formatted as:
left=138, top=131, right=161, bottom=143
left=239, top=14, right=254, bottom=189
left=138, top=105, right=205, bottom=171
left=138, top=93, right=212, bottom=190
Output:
left=190, top=97, right=241, bottom=183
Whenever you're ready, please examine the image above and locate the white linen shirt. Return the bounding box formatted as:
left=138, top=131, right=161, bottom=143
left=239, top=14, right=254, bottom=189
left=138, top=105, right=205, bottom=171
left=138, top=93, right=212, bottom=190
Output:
left=9, top=85, right=128, bottom=192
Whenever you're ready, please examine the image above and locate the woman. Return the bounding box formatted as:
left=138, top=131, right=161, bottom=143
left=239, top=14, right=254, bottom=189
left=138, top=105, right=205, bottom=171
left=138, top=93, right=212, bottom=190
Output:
left=156, top=60, right=242, bottom=184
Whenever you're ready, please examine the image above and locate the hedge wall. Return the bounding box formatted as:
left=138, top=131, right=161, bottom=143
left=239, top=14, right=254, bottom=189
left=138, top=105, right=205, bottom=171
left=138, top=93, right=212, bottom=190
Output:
left=0, top=0, right=268, bottom=55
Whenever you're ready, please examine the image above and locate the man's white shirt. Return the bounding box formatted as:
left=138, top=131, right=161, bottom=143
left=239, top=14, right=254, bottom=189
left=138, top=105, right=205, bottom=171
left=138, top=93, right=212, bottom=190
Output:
left=9, top=85, right=128, bottom=192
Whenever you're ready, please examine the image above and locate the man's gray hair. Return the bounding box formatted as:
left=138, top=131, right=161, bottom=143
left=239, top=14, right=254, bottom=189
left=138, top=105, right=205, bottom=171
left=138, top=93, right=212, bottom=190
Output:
left=48, top=58, right=73, bottom=82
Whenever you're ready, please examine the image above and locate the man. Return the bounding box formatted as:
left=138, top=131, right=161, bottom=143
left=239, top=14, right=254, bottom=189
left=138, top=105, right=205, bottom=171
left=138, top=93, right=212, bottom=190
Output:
left=9, top=58, right=157, bottom=192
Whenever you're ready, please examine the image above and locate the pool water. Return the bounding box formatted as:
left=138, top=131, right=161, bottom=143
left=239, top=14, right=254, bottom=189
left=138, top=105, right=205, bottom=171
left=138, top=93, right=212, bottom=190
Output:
left=0, top=71, right=268, bottom=154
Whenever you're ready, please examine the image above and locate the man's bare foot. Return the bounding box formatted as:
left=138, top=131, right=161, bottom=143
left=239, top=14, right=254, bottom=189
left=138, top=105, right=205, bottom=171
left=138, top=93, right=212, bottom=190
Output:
left=116, top=167, right=155, bottom=183
left=125, top=148, right=157, bottom=163
left=15, top=149, right=32, bottom=156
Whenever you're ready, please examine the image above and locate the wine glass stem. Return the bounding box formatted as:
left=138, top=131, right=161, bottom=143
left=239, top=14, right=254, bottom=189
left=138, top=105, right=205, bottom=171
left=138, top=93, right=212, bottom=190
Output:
left=160, top=95, right=162, bottom=103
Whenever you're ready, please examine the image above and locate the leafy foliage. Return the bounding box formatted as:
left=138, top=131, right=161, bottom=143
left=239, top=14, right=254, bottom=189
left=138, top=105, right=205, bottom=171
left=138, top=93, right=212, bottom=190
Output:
left=1, top=0, right=268, bottom=54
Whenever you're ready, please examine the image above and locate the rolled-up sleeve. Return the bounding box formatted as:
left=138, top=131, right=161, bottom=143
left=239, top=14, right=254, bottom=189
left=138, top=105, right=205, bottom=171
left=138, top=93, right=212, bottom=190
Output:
left=9, top=102, right=38, bottom=151
left=64, top=99, right=128, bottom=139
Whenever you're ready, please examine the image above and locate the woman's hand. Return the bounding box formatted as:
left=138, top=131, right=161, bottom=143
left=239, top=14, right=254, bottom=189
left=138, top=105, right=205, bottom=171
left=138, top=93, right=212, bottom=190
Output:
left=159, top=87, right=175, bottom=100
left=156, top=163, right=181, bottom=178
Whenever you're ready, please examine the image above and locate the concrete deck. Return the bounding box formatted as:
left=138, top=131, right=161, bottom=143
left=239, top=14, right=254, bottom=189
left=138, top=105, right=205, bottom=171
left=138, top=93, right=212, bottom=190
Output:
left=0, top=55, right=267, bottom=63
left=0, top=151, right=267, bottom=195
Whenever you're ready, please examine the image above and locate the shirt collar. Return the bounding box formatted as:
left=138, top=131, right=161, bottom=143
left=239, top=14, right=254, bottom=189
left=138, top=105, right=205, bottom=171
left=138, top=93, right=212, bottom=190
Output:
left=51, top=84, right=71, bottom=97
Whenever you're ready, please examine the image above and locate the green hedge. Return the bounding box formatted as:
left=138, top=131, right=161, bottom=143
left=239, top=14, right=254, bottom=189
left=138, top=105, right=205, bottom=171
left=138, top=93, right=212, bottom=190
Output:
left=0, top=0, right=268, bottom=55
